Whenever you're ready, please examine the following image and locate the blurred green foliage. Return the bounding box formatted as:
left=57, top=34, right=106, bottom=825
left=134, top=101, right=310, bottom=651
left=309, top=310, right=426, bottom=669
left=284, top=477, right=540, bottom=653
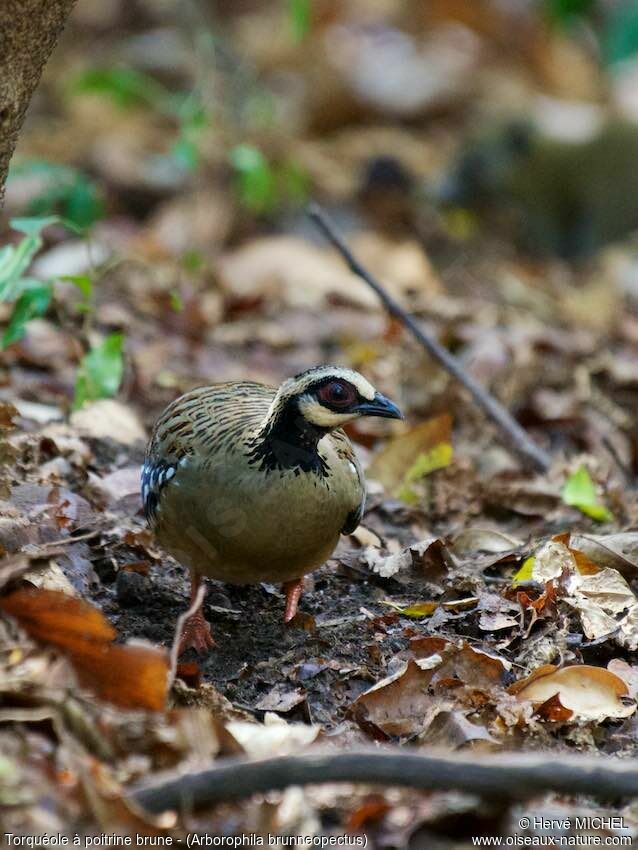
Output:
left=74, top=332, right=124, bottom=409
left=71, top=66, right=170, bottom=110
left=0, top=217, right=124, bottom=407
left=603, top=2, right=638, bottom=66
left=8, top=161, right=103, bottom=232
left=544, top=0, right=638, bottom=70
left=561, top=465, right=613, bottom=522
left=230, top=145, right=277, bottom=213
left=544, top=0, right=595, bottom=26
left=0, top=216, right=58, bottom=348
left=230, top=144, right=309, bottom=213
left=71, top=65, right=208, bottom=173
left=288, top=0, right=311, bottom=42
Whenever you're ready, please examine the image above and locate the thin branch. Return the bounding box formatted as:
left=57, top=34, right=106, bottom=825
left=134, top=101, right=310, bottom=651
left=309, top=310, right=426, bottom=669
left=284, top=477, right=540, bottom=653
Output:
left=132, top=747, right=637, bottom=813
left=167, top=582, right=205, bottom=692
left=308, top=204, right=552, bottom=473
left=602, top=436, right=637, bottom=490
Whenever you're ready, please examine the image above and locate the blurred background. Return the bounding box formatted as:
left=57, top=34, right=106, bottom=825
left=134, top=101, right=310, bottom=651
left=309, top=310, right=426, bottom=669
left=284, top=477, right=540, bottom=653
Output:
left=5, top=0, right=638, bottom=468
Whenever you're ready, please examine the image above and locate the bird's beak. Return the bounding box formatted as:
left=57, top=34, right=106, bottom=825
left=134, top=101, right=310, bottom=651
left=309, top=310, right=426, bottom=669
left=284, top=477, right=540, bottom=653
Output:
left=356, top=392, right=403, bottom=420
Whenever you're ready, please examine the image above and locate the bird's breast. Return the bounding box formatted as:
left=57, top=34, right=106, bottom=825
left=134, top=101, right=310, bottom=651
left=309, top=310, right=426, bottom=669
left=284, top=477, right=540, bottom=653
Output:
left=153, top=445, right=361, bottom=584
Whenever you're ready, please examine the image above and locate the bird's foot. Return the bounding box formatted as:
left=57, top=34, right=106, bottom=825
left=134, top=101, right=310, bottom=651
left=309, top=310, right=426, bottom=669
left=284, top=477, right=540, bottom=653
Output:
left=282, top=578, right=304, bottom=624
left=178, top=610, right=216, bottom=655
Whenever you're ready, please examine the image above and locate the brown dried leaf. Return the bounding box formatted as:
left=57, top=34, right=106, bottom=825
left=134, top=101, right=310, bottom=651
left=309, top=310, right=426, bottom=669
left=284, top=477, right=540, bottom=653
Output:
left=420, top=709, right=500, bottom=750
left=0, top=588, right=168, bottom=711
left=0, top=588, right=116, bottom=647
left=363, top=536, right=443, bottom=579
left=350, top=658, right=442, bottom=738
left=367, top=414, right=452, bottom=492
left=70, top=400, right=146, bottom=446
left=570, top=533, right=638, bottom=578
left=511, top=664, right=635, bottom=720
left=535, top=693, right=573, bottom=722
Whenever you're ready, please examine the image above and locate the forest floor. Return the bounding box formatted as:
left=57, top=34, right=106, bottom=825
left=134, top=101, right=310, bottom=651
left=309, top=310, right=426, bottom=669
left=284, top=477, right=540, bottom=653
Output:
left=4, top=0, right=638, bottom=845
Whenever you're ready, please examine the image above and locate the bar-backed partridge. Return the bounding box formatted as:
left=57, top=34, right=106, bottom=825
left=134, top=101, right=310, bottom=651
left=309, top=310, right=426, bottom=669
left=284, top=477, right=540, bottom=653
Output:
left=142, top=366, right=402, bottom=653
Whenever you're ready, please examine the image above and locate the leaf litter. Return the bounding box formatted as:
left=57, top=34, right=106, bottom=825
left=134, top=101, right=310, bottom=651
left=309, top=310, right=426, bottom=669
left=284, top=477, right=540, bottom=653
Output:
left=4, top=0, right=638, bottom=844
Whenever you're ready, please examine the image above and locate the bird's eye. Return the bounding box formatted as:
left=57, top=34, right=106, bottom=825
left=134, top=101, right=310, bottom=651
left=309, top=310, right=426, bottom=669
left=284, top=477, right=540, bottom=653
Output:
left=318, top=380, right=356, bottom=408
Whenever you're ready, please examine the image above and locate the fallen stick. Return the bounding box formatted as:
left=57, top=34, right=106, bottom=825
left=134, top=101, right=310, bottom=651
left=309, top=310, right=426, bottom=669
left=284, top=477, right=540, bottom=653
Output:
left=308, top=204, right=552, bottom=473
left=132, top=748, right=635, bottom=813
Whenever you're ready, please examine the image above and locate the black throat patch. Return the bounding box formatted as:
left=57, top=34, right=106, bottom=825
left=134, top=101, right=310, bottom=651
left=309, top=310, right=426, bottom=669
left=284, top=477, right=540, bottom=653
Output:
left=246, top=401, right=330, bottom=476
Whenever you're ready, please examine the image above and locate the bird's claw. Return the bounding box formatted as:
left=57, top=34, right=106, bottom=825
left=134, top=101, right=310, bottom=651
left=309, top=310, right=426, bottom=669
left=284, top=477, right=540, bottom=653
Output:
left=178, top=611, right=216, bottom=655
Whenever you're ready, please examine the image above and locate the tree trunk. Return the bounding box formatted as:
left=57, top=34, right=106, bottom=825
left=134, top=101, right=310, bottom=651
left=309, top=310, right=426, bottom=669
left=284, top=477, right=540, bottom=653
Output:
left=0, top=0, right=77, bottom=205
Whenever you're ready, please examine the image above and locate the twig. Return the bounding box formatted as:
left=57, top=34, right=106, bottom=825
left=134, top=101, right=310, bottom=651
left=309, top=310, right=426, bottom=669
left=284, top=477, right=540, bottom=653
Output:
left=132, top=747, right=637, bottom=813
left=308, top=204, right=552, bottom=473
left=167, top=583, right=205, bottom=692
left=602, top=436, right=637, bottom=490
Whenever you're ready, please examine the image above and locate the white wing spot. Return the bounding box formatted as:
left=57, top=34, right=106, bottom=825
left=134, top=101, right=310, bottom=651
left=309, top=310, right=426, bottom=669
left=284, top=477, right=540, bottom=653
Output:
left=166, top=466, right=175, bottom=480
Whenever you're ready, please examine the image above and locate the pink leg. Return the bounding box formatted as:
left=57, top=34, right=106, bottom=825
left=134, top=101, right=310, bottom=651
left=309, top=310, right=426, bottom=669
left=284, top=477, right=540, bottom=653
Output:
left=178, top=571, right=215, bottom=655
left=282, top=578, right=304, bottom=624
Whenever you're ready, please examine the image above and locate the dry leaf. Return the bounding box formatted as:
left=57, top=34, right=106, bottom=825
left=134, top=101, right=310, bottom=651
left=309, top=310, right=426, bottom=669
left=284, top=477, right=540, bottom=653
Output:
left=511, top=664, right=635, bottom=720
left=226, top=713, right=319, bottom=757
left=367, top=414, right=452, bottom=493
left=0, top=588, right=168, bottom=711
left=350, top=658, right=443, bottom=738
left=570, top=533, right=638, bottom=578
left=70, top=400, right=146, bottom=445
left=420, top=709, right=500, bottom=750
left=352, top=640, right=509, bottom=738
left=363, top=536, right=443, bottom=579
left=450, top=528, right=523, bottom=556
left=349, top=526, right=383, bottom=548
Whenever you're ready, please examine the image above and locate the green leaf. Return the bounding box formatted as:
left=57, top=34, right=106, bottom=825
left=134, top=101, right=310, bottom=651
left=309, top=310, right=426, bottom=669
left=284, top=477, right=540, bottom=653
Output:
left=512, top=556, right=536, bottom=587
left=60, top=274, right=93, bottom=299
left=604, top=1, right=638, bottom=66
left=0, top=240, right=38, bottom=301
left=0, top=218, right=54, bottom=302
left=2, top=284, right=52, bottom=348
left=279, top=161, right=310, bottom=207
left=74, top=333, right=124, bottom=409
left=180, top=250, right=204, bottom=273
left=288, top=0, right=311, bottom=41
left=169, top=289, right=184, bottom=312
left=544, top=0, right=594, bottom=25
left=561, top=465, right=613, bottom=523
left=11, top=161, right=104, bottom=231
left=383, top=600, right=439, bottom=618
left=63, top=177, right=104, bottom=230
left=171, top=137, right=199, bottom=172
left=71, top=66, right=170, bottom=111
left=0, top=216, right=57, bottom=300
left=9, top=216, right=59, bottom=237
left=230, top=144, right=278, bottom=213
left=397, top=442, right=453, bottom=504
left=405, top=443, right=454, bottom=482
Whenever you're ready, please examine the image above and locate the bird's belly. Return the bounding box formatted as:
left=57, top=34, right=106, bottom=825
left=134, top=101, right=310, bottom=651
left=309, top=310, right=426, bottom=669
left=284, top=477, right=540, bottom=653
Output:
left=155, top=462, right=352, bottom=584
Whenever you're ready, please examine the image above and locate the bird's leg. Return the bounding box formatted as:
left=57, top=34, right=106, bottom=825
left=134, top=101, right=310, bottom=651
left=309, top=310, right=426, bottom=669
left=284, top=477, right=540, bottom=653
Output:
left=178, top=570, right=216, bottom=655
left=282, top=577, right=304, bottom=623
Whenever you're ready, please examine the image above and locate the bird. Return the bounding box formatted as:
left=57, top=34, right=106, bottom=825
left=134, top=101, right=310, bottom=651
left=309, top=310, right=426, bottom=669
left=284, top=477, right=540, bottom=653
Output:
left=141, top=365, right=402, bottom=654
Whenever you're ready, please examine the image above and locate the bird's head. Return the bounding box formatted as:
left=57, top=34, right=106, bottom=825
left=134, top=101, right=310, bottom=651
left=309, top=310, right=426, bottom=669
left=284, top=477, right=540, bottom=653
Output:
left=275, top=366, right=403, bottom=431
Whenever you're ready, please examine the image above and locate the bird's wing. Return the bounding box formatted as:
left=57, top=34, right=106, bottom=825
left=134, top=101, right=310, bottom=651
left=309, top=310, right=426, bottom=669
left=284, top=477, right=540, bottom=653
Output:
left=142, top=382, right=274, bottom=521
